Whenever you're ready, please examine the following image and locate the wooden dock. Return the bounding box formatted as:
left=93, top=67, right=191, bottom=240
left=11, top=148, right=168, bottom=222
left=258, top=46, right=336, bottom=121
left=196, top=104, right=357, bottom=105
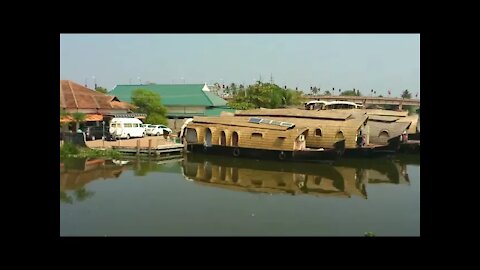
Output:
left=112, top=142, right=184, bottom=157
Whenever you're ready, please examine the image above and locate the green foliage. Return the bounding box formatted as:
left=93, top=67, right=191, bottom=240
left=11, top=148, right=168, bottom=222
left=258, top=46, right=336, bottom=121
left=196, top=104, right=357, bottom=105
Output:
left=60, top=143, right=121, bottom=158
left=60, top=108, right=70, bottom=130
left=71, top=112, right=86, bottom=131
left=401, top=89, right=412, bottom=99
left=80, top=148, right=121, bottom=159
left=404, top=105, right=419, bottom=115
left=145, top=113, right=168, bottom=125
left=229, top=82, right=302, bottom=109
left=131, top=89, right=168, bottom=125
left=340, top=90, right=361, bottom=96
left=95, top=86, right=108, bottom=94
left=74, top=187, right=95, bottom=201
left=60, top=143, right=80, bottom=157
left=324, top=90, right=332, bottom=95
left=227, top=101, right=256, bottom=110
left=60, top=191, right=73, bottom=204
left=60, top=107, right=69, bottom=117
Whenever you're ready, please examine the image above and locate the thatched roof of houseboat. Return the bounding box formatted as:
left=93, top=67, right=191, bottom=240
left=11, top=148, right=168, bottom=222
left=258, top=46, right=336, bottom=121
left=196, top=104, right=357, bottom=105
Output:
left=192, top=116, right=293, bottom=130
left=368, top=115, right=402, bottom=122
left=236, top=108, right=352, bottom=120
left=369, top=121, right=411, bottom=139
left=364, top=109, right=409, bottom=117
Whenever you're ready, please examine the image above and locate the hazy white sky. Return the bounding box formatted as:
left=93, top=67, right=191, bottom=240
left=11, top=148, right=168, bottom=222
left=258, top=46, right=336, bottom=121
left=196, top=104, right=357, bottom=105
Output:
left=60, top=34, right=420, bottom=97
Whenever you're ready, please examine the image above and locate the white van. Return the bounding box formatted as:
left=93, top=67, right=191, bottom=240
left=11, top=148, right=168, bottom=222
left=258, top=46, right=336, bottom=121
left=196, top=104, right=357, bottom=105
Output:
left=109, top=118, right=145, bottom=139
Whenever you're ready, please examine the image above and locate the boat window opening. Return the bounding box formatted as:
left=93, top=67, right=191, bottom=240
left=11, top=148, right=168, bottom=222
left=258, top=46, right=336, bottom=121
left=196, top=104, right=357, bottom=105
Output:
left=220, top=131, right=227, bottom=146
left=185, top=128, right=198, bottom=143
left=205, top=128, right=212, bottom=147
left=379, top=131, right=389, bottom=138
left=251, top=133, right=263, bottom=138
left=315, top=129, right=322, bottom=136
left=232, top=132, right=239, bottom=147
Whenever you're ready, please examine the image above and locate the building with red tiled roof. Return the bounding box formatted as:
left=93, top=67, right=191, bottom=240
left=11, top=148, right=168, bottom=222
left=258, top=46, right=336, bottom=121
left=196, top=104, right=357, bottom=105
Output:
left=60, top=80, right=145, bottom=126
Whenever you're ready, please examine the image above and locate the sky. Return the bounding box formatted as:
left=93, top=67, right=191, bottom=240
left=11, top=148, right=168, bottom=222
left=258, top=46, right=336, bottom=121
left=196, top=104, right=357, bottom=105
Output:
left=60, top=34, right=420, bottom=98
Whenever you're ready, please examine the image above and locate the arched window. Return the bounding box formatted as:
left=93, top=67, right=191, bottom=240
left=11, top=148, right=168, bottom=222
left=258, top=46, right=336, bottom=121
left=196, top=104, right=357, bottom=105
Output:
left=315, top=128, right=322, bottom=136
left=185, top=128, right=198, bottom=143
left=205, top=128, right=212, bottom=146
left=232, top=132, right=239, bottom=147
left=379, top=130, right=389, bottom=138
left=219, top=131, right=226, bottom=146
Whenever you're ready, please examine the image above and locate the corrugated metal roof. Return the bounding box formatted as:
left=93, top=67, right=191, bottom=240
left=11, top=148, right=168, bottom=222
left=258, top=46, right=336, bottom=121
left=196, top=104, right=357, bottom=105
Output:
left=109, top=84, right=228, bottom=107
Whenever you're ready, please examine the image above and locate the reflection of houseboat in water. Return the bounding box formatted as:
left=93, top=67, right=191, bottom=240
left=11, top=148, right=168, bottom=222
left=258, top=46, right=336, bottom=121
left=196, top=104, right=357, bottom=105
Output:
left=182, top=153, right=352, bottom=197
left=334, top=157, right=410, bottom=186
left=60, top=158, right=128, bottom=192
left=183, top=115, right=345, bottom=163
left=182, top=153, right=411, bottom=199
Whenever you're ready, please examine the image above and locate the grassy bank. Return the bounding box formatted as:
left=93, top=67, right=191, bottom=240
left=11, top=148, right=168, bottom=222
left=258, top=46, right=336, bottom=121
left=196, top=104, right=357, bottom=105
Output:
left=60, top=143, right=121, bottom=159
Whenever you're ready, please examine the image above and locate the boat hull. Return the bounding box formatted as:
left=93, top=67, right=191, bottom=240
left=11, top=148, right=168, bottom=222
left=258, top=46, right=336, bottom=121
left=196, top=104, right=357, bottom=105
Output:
left=343, top=136, right=400, bottom=158
left=185, top=143, right=343, bottom=163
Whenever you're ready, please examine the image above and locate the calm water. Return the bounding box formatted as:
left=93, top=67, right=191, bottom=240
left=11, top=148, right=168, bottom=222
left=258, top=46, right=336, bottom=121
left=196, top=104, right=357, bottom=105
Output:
left=60, top=153, right=420, bottom=236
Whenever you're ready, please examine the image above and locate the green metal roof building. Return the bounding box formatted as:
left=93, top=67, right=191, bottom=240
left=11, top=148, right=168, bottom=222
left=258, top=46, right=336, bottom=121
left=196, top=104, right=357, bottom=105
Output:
left=109, top=84, right=235, bottom=118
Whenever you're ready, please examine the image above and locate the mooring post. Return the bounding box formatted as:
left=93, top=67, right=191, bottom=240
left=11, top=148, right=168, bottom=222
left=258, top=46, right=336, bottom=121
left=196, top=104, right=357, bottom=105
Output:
left=148, top=139, right=152, bottom=156
left=136, top=139, right=140, bottom=155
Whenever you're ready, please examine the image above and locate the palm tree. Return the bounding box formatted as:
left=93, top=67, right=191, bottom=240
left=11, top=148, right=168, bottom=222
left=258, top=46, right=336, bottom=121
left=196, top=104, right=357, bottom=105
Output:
left=71, top=112, right=86, bottom=132
left=401, top=89, right=412, bottom=99
left=60, top=107, right=70, bottom=132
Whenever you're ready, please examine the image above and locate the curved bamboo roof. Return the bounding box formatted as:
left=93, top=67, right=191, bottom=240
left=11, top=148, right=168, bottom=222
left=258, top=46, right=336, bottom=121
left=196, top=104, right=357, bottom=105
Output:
left=236, top=108, right=353, bottom=120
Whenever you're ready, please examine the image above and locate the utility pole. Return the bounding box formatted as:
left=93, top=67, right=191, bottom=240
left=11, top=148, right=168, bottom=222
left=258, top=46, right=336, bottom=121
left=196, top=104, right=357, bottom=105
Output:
left=270, top=73, right=274, bottom=84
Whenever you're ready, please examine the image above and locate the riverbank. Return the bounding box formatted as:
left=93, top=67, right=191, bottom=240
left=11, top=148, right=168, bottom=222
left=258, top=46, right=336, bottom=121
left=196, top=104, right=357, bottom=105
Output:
left=60, top=136, right=180, bottom=159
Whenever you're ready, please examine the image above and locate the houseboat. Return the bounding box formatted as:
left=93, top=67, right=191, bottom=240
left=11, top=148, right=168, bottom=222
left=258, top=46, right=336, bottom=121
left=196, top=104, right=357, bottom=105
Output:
left=236, top=108, right=399, bottom=158
left=182, top=115, right=345, bottom=163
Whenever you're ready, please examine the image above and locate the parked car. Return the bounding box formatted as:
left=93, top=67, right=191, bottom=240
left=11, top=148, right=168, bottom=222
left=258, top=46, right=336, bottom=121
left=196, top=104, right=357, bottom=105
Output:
left=146, top=124, right=172, bottom=136
left=84, top=126, right=115, bottom=141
